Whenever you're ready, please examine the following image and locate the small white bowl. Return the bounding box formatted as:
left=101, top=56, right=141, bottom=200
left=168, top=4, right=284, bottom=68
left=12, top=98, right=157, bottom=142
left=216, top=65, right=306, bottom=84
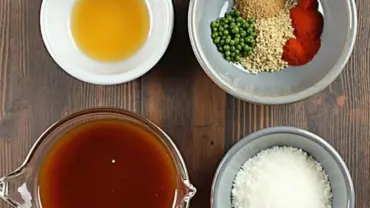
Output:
left=40, top=0, right=174, bottom=85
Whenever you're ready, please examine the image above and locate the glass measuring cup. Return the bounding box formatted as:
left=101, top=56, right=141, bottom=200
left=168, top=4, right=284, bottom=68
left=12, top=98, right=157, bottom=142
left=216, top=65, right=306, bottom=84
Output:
left=0, top=108, right=196, bottom=208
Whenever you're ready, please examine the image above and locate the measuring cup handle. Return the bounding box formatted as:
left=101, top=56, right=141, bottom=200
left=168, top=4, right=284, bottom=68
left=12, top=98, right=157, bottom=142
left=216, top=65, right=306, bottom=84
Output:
left=0, top=169, right=32, bottom=208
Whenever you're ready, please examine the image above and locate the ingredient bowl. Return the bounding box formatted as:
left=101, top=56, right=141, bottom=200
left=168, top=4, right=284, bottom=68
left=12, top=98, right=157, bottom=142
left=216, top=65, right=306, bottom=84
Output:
left=40, top=0, right=174, bottom=85
left=211, top=126, right=354, bottom=208
left=0, top=108, right=196, bottom=208
left=188, top=0, right=357, bottom=104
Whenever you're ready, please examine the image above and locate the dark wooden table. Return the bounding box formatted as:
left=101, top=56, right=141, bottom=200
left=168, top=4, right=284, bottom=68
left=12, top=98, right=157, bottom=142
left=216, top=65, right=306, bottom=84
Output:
left=0, top=0, right=369, bottom=207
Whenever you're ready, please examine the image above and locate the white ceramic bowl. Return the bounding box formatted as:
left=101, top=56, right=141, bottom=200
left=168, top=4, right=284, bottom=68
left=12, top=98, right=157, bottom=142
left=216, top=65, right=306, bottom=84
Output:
left=40, top=0, right=174, bottom=85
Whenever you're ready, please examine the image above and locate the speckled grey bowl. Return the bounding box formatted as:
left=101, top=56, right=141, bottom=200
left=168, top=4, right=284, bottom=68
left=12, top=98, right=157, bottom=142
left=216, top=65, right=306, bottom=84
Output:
left=188, top=0, right=357, bottom=104
left=211, top=127, right=354, bottom=208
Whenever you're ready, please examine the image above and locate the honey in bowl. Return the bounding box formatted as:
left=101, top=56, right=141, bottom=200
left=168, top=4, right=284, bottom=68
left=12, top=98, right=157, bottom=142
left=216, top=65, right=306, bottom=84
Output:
left=38, top=119, right=177, bottom=208
left=71, top=0, right=150, bottom=62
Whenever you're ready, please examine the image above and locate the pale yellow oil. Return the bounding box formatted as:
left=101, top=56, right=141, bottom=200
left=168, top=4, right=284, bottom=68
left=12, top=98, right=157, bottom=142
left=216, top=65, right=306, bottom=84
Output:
left=71, top=0, right=150, bottom=62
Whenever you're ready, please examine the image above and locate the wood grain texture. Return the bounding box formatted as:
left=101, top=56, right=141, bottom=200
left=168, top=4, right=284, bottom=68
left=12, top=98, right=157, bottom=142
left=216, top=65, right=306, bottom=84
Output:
left=0, top=0, right=370, bottom=207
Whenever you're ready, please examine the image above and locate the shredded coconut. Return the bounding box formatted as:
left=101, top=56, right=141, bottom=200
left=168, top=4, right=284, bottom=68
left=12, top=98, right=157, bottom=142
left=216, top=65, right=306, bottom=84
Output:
left=232, top=146, right=332, bottom=208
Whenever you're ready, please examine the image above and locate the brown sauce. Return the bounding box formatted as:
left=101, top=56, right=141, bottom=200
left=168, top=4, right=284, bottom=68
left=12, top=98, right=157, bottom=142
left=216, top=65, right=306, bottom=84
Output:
left=38, top=119, right=177, bottom=208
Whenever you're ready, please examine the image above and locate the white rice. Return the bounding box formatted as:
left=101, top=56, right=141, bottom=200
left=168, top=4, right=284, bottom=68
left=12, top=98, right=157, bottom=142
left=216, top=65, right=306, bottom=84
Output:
left=232, top=146, right=332, bottom=208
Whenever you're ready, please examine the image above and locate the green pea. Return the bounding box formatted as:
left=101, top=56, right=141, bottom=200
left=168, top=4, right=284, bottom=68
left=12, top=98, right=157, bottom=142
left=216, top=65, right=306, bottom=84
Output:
left=220, top=40, right=225, bottom=45
left=212, top=27, right=218, bottom=32
left=226, top=38, right=231, bottom=44
left=211, top=21, right=218, bottom=28
left=247, top=50, right=253, bottom=56
left=244, top=45, right=251, bottom=52
left=240, top=31, right=247, bottom=37
left=239, top=28, right=246, bottom=34
left=250, top=41, right=256, bottom=47
left=231, top=46, right=236, bottom=51
left=224, top=19, right=229, bottom=24
left=224, top=30, right=229, bottom=35
left=212, top=33, right=218, bottom=39
left=250, top=32, right=256, bottom=38
left=226, top=56, right=231, bottom=62
left=234, top=10, right=240, bottom=17
left=225, top=51, right=231, bottom=57
left=236, top=22, right=241, bottom=27
left=214, top=37, right=221, bottom=44
left=218, top=26, right=224, bottom=32
left=237, top=17, right=243, bottom=22
left=235, top=56, right=240, bottom=62
left=227, top=35, right=232, bottom=40
left=248, top=18, right=255, bottom=24
left=218, top=46, right=223, bottom=52
left=235, top=34, right=241, bottom=39
left=235, top=49, right=240, bottom=54
left=231, top=52, right=236, bottom=57
left=224, top=45, right=230, bottom=51
left=236, top=45, right=242, bottom=50
left=234, top=38, right=240, bottom=44
left=230, top=40, right=235, bottom=45
left=230, top=22, right=236, bottom=28
left=247, top=27, right=254, bottom=34
left=232, top=27, right=239, bottom=34
left=240, top=42, right=245, bottom=47
left=227, top=15, right=233, bottom=21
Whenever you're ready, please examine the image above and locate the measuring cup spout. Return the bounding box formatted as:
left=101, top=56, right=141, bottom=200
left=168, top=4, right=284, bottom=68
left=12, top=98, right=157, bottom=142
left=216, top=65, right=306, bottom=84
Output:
left=0, top=177, right=5, bottom=197
left=177, top=180, right=196, bottom=208
left=184, top=182, right=196, bottom=200
left=0, top=169, right=32, bottom=208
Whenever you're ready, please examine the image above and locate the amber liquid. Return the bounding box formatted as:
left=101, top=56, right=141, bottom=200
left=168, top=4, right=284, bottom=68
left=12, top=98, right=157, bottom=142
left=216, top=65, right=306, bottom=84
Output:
left=39, top=120, right=177, bottom=208
left=71, top=0, right=150, bottom=62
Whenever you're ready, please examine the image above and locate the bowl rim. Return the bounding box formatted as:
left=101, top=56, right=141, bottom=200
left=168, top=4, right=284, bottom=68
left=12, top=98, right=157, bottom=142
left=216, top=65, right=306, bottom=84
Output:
left=210, top=126, right=355, bottom=208
left=40, top=0, right=174, bottom=85
left=188, top=0, right=358, bottom=105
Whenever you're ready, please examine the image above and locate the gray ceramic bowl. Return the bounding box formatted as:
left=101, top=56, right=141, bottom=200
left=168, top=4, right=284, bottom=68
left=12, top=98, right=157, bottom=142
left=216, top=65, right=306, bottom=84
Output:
left=188, top=0, right=357, bottom=104
left=211, top=127, right=354, bottom=208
